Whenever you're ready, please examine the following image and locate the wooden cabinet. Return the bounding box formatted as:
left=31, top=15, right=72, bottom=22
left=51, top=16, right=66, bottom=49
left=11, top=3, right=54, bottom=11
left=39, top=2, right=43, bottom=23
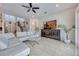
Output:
left=41, top=29, right=60, bottom=40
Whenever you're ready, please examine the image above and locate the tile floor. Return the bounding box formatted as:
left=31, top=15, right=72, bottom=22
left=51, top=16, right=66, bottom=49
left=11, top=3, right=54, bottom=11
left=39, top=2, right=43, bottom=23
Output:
left=24, top=37, right=75, bottom=56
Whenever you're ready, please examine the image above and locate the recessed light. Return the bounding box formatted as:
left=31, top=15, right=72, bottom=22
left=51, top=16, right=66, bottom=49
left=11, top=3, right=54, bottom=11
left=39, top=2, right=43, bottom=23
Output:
left=56, top=4, right=59, bottom=7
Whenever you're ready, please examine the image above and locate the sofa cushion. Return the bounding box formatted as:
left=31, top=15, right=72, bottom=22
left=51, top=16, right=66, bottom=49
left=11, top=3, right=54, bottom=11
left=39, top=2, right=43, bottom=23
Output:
left=7, top=38, right=22, bottom=48
left=17, top=32, right=27, bottom=38
left=3, top=33, right=15, bottom=40
left=17, top=31, right=35, bottom=38
left=0, top=39, right=7, bottom=50
left=0, top=33, right=11, bottom=50
left=0, top=43, right=30, bottom=56
left=16, top=31, right=40, bottom=41
left=19, top=37, right=29, bottom=41
left=28, top=31, right=35, bottom=35
left=31, top=34, right=39, bottom=37
left=1, top=33, right=16, bottom=46
left=0, top=33, right=21, bottom=49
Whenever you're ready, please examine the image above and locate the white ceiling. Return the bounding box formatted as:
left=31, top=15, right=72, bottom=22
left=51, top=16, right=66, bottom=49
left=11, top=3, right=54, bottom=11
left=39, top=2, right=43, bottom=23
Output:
left=1, top=3, right=78, bottom=19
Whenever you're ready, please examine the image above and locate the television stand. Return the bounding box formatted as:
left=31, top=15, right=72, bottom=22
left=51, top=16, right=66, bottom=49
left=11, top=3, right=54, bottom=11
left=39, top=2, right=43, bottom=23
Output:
left=41, top=29, right=60, bottom=40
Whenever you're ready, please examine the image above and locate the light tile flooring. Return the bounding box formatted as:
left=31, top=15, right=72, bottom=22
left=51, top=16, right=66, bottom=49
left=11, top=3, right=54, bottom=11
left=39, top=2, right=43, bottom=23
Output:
left=24, top=37, right=75, bottom=56
left=77, top=48, right=79, bottom=56
left=76, top=47, right=79, bottom=56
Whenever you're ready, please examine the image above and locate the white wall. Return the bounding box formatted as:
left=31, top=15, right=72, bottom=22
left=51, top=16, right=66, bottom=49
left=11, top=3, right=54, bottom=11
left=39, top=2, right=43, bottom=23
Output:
left=39, top=7, right=76, bottom=43
left=77, top=12, right=79, bottom=46
left=75, top=5, right=79, bottom=47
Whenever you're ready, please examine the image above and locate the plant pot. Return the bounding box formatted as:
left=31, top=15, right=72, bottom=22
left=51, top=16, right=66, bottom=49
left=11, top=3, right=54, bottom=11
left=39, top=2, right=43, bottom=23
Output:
left=64, top=39, right=71, bottom=44
left=64, top=32, right=71, bottom=44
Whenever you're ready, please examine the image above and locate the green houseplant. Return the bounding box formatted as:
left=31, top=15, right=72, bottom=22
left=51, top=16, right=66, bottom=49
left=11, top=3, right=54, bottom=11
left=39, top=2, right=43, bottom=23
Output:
left=58, top=24, right=75, bottom=44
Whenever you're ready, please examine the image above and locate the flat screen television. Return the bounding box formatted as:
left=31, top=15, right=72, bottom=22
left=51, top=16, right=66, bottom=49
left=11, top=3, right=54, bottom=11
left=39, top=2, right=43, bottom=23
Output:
left=0, top=27, right=2, bottom=30
left=44, top=20, right=57, bottom=29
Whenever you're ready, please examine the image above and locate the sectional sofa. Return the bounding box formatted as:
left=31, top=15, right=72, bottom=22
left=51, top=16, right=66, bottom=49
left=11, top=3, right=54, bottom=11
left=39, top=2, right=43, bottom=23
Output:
left=16, top=31, right=41, bottom=41
left=0, top=33, right=30, bottom=56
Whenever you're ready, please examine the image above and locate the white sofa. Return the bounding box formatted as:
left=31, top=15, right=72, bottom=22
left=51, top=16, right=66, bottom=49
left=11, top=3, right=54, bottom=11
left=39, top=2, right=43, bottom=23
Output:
left=16, top=31, right=41, bottom=42
left=0, top=33, right=30, bottom=56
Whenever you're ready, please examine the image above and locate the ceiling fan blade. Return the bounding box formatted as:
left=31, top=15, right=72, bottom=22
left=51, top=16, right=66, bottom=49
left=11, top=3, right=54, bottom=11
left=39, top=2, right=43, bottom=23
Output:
left=29, top=3, right=32, bottom=7
left=27, top=8, right=31, bottom=12
left=33, top=7, right=39, bottom=9
left=21, top=5, right=29, bottom=8
left=32, top=9, right=36, bottom=13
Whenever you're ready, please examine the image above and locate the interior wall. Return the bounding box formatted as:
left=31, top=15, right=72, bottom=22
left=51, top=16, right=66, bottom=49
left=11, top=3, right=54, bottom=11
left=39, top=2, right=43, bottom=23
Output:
left=77, top=12, right=79, bottom=46
left=39, top=7, right=76, bottom=43
left=75, top=5, right=79, bottom=47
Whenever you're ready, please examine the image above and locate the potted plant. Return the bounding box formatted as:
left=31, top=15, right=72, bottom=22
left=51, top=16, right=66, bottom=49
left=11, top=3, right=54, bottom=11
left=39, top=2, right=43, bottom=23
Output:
left=58, top=24, right=75, bottom=44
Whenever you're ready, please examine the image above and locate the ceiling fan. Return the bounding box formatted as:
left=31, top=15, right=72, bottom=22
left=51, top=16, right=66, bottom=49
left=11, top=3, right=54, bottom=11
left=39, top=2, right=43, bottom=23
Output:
left=21, top=3, right=39, bottom=13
